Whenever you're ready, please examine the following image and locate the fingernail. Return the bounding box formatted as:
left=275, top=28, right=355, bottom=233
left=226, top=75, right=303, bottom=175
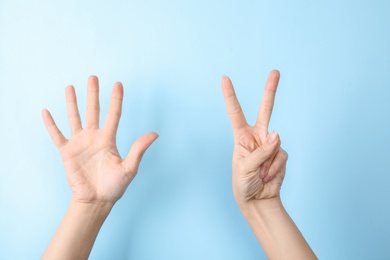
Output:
left=263, top=175, right=270, bottom=183
left=260, top=165, right=267, bottom=178
left=268, top=131, right=278, bottom=144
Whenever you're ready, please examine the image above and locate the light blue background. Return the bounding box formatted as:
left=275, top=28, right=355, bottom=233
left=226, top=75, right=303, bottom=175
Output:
left=1, top=0, right=389, bottom=259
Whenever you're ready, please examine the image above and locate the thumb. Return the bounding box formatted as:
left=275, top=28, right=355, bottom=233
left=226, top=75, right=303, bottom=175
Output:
left=244, top=131, right=280, bottom=170
left=122, top=132, right=159, bottom=175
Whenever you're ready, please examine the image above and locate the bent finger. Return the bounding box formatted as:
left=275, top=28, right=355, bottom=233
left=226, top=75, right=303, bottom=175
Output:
left=263, top=147, right=288, bottom=183
left=245, top=131, right=280, bottom=170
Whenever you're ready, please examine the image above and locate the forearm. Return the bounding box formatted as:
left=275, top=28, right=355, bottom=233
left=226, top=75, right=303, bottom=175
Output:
left=239, top=197, right=317, bottom=260
left=42, top=198, right=114, bottom=260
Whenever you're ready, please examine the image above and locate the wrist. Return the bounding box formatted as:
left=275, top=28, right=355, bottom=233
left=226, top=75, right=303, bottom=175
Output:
left=69, top=197, right=114, bottom=220
left=236, top=196, right=317, bottom=259
left=42, top=198, right=115, bottom=260
left=237, top=196, right=284, bottom=220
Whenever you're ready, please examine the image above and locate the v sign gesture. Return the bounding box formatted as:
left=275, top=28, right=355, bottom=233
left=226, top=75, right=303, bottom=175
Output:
left=222, top=70, right=286, bottom=203
left=222, top=70, right=316, bottom=259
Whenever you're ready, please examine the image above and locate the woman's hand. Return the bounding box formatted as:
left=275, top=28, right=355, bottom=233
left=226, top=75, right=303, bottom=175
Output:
left=222, top=70, right=287, bottom=204
left=42, top=76, right=158, bottom=205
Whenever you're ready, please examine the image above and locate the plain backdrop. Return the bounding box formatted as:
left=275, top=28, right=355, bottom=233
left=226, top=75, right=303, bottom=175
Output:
left=1, top=0, right=389, bottom=259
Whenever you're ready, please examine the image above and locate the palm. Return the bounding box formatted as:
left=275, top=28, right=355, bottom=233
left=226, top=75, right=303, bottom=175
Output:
left=222, top=71, right=285, bottom=201
left=60, top=129, right=128, bottom=203
left=43, top=76, right=158, bottom=204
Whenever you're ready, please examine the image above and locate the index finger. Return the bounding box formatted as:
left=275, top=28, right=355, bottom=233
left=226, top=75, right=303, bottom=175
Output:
left=222, top=76, right=247, bottom=131
left=255, top=70, right=280, bottom=139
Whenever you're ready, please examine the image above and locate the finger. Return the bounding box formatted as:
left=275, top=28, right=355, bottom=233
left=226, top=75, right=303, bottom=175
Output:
left=245, top=131, right=280, bottom=170
left=86, top=75, right=100, bottom=129
left=259, top=147, right=279, bottom=179
left=255, top=70, right=280, bottom=140
left=65, top=86, right=82, bottom=135
left=259, top=131, right=281, bottom=178
left=104, top=82, right=123, bottom=134
left=42, top=109, right=67, bottom=149
left=222, top=76, right=247, bottom=131
left=263, top=147, right=288, bottom=183
left=122, top=132, right=159, bottom=175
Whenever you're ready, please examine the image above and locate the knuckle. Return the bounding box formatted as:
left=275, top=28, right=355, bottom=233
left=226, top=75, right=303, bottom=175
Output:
left=237, top=133, right=258, bottom=152
left=268, top=165, right=276, bottom=177
left=259, top=144, right=267, bottom=154
left=281, top=150, right=288, bottom=161
left=108, top=109, right=121, bottom=117
left=228, top=104, right=243, bottom=115
left=261, top=103, right=273, bottom=113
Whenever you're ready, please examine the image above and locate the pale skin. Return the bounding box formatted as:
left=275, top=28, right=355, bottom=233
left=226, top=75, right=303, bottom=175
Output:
left=42, top=76, right=158, bottom=259
left=222, top=70, right=317, bottom=259
left=42, top=72, right=316, bottom=260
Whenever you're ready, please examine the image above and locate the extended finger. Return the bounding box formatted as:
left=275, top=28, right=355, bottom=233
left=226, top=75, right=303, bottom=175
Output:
left=255, top=70, right=280, bottom=140
left=222, top=76, right=247, bottom=131
left=65, top=86, right=82, bottom=135
left=42, top=109, right=67, bottom=149
left=86, top=75, right=100, bottom=129
left=122, top=132, right=159, bottom=177
left=263, top=147, right=288, bottom=183
left=104, top=82, right=123, bottom=134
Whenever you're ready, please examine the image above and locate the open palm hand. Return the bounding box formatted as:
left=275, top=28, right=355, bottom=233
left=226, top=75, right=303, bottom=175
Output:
left=42, top=76, right=158, bottom=204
